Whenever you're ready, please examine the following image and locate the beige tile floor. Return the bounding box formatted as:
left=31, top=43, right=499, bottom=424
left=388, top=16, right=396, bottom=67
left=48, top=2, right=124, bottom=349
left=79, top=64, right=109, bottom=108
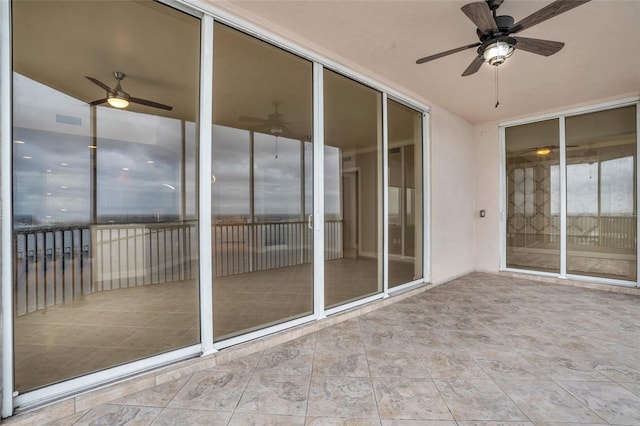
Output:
left=26, top=272, right=640, bottom=425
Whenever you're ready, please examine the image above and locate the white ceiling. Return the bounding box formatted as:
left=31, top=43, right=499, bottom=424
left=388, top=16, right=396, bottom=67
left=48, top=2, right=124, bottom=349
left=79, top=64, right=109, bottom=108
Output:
left=219, top=0, right=640, bottom=124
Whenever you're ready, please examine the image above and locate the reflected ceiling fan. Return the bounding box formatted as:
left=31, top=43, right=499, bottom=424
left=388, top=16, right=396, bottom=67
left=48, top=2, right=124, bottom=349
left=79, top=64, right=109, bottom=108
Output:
left=238, top=102, right=290, bottom=136
left=239, top=102, right=292, bottom=159
left=86, top=71, right=172, bottom=111
left=508, top=144, right=578, bottom=156
left=415, top=0, right=591, bottom=76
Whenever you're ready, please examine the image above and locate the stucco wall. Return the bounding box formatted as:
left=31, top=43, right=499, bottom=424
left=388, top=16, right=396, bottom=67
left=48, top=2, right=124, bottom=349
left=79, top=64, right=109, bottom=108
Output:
left=429, top=105, right=476, bottom=284
left=474, top=122, right=501, bottom=273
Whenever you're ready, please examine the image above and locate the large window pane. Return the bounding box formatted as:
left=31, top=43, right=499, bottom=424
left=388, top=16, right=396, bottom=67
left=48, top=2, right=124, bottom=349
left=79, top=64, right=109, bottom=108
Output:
left=324, top=70, right=383, bottom=308
left=387, top=100, right=423, bottom=288
left=505, top=119, right=560, bottom=273
left=212, top=24, right=313, bottom=340
left=566, top=106, right=637, bottom=280
left=12, top=1, right=200, bottom=392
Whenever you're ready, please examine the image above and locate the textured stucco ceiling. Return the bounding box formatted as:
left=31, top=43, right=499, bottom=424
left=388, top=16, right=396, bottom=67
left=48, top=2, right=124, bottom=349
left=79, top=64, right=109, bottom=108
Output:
left=217, top=0, right=640, bottom=125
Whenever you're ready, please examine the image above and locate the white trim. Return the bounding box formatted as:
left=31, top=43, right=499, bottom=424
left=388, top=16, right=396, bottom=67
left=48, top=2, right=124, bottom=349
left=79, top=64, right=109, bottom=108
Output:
left=565, top=274, right=637, bottom=289
left=382, top=93, right=389, bottom=296
left=14, top=345, right=201, bottom=412
left=502, top=268, right=561, bottom=278
left=199, top=15, right=215, bottom=354
left=181, top=0, right=429, bottom=116
left=324, top=292, right=384, bottom=317
left=499, top=125, right=507, bottom=271
left=214, top=314, right=316, bottom=350
left=500, top=97, right=640, bottom=128
left=423, top=112, right=431, bottom=283
left=1, top=0, right=14, bottom=418
left=388, top=278, right=425, bottom=294
left=559, top=117, right=567, bottom=278
left=313, top=62, right=325, bottom=318
left=636, top=102, right=640, bottom=288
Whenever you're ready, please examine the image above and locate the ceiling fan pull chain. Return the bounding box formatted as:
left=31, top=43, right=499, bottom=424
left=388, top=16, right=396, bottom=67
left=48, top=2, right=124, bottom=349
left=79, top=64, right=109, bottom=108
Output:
left=275, top=136, right=279, bottom=159
left=494, top=65, right=500, bottom=108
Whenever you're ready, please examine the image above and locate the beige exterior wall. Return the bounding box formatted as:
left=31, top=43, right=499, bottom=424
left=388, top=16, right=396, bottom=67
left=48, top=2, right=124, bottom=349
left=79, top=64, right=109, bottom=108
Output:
left=474, top=121, right=501, bottom=273
left=429, top=105, right=476, bottom=284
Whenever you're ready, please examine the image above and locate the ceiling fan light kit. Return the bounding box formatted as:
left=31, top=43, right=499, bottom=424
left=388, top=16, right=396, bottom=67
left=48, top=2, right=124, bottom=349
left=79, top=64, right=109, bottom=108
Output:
left=483, top=39, right=514, bottom=66
left=107, top=93, right=130, bottom=109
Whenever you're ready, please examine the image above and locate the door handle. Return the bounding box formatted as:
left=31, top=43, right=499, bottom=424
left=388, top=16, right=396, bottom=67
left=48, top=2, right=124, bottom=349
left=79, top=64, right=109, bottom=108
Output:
left=308, top=214, right=313, bottom=230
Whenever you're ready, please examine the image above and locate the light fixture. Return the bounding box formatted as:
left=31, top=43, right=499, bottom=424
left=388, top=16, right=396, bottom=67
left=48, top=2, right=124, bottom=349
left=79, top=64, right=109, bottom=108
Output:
left=88, top=145, right=97, bottom=149
left=483, top=40, right=515, bottom=66
left=107, top=93, right=130, bottom=109
left=270, top=126, right=283, bottom=136
left=536, top=148, right=551, bottom=155
left=14, top=140, right=25, bottom=144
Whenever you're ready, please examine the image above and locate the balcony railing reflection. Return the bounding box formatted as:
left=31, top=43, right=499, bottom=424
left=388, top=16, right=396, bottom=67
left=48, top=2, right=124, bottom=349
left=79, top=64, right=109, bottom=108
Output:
left=508, top=214, right=637, bottom=250
left=14, top=219, right=343, bottom=316
left=213, top=219, right=342, bottom=276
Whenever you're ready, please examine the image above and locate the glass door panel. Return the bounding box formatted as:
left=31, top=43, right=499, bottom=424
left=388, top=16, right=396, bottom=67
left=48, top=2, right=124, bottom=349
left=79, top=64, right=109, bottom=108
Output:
left=12, top=0, right=201, bottom=392
left=211, top=24, right=313, bottom=340
left=566, top=106, right=637, bottom=280
left=323, top=70, right=383, bottom=308
left=387, top=100, right=423, bottom=288
left=505, top=119, right=560, bottom=273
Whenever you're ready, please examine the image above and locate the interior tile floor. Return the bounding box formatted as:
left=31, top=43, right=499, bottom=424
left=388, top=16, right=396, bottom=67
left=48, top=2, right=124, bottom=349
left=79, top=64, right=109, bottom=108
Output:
left=18, top=272, right=640, bottom=424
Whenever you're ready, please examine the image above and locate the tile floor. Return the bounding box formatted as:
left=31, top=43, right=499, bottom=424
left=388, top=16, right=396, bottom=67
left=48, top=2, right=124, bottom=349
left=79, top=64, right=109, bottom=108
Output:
left=22, top=273, right=640, bottom=424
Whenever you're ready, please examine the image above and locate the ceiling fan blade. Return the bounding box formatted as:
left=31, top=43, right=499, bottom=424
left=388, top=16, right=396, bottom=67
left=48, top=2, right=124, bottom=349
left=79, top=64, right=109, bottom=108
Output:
left=130, top=97, right=172, bottom=111
left=416, top=42, right=481, bottom=64
left=513, top=36, right=565, bottom=56
left=89, top=98, right=108, bottom=106
left=86, top=76, right=112, bottom=92
left=461, top=2, right=498, bottom=34
left=238, top=116, right=269, bottom=123
left=510, top=0, right=591, bottom=34
left=461, top=55, right=484, bottom=76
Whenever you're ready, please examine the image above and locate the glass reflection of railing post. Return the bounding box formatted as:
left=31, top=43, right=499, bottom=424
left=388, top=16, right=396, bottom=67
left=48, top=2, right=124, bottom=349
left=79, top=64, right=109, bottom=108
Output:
left=14, top=222, right=196, bottom=317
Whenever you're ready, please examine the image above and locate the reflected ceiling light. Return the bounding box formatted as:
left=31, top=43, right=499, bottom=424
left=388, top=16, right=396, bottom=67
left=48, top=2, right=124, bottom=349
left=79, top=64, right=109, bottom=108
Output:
left=483, top=40, right=515, bottom=66
left=60, top=208, right=68, bottom=212
left=163, top=183, right=176, bottom=190
left=270, top=126, right=283, bottom=136
left=146, top=160, right=154, bottom=164
left=122, top=167, right=129, bottom=171
left=60, top=162, right=68, bottom=166
left=60, top=185, right=68, bottom=189
left=46, top=192, right=52, bottom=196
left=536, top=148, right=551, bottom=155
left=46, top=169, right=52, bottom=173
left=88, top=145, right=97, bottom=149
left=14, top=140, right=25, bottom=144
left=22, top=155, right=32, bottom=159
left=107, top=92, right=130, bottom=109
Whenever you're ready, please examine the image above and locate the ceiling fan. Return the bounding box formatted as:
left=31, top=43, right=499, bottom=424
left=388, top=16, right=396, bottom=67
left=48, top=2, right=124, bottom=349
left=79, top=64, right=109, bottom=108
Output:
left=416, top=0, right=591, bottom=76
left=86, top=71, right=172, bottom=111
left=238, top=102, right=291, bottom=136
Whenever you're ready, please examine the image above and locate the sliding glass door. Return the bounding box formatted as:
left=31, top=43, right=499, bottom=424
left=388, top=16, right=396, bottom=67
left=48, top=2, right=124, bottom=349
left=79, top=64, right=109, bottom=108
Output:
left=565, top=106, right=637, bottom=281
left=323, top=70, right=383, bottom=308
left=504, top=104, right=638, bottom=283
left=387, top=99, right=424, bottom=288
left=211, top=23, right=314, bottom=340
left=505, top=119, right=561, bottom=273
left=12, top=0, right=201, bottom=392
